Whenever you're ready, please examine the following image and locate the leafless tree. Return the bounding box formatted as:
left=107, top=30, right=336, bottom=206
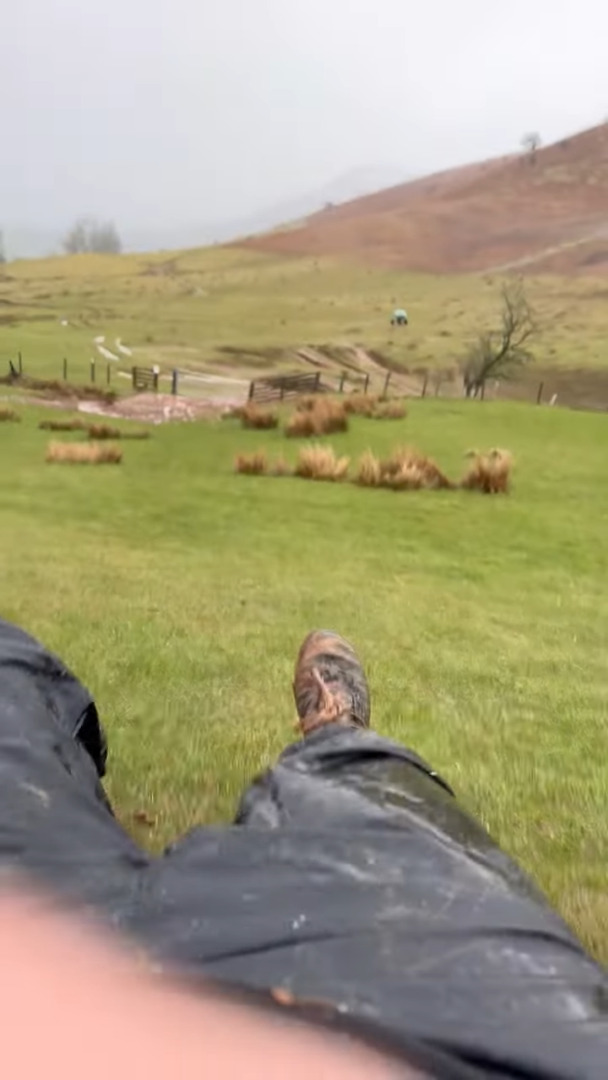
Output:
left=521, top=132, right=541, bottom=163
left=63, top=218, right=122, bottom=255
left=461, top=280, right=538, bottom=398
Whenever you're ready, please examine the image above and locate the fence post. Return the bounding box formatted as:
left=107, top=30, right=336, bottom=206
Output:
left=280, top=384, right=285, bottom=401
left=363, top=373, right=370, bottom=395
left=383, top=371, right=391, bottom=398
left=536, top=381, right=544, bottom=405
left=434, top=375, right=442, bottom=397
left=171, top=369, right=179, bottom=396
left=18, top=351, right=23, bottom=375
left=90, top=358, right=96, bottom=384
left=106, top=363, right=111, bottom=386
left=132, top=366, right=137, bottom=390
left=314, top=372, right=321, bottom=393
left=338, top=371, right=346, bottom=394
left=480, top=381, right=486, bottom=401
left=421, top=372, right=428, bottom=398
left=63, top=357, right=67, bottom=381
left=248, top=380, right=255, bottom=401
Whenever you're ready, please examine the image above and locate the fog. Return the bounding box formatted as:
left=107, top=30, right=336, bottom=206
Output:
left=2, top=0, right=607, bottom=253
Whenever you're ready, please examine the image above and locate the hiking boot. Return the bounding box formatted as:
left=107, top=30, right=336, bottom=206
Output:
left=293, top=630, right=371, bottom=737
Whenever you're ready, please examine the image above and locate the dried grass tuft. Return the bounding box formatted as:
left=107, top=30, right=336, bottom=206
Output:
left=380, top=446, right=452, bottom=490
left=0, top=407, right=21, bottom=423
left=294, top=444, right=350, bottom=482
left=343, top=394, right=379, bottom=417
left=46, top=441, right=122, bottom=465
left=234, top=450, right=268, bottom=475
left=241, top=403, right=279, bottom=430
left=355, top=450, right=382, bottom=487
left=372, top=400, right=407, bottom=420
left=39, top=418, right=86, bottom=432
left=86, top=424, right=122, bottom=440
left=286, top=398, right=348, bottom=437
left=460, top=448, right=513, bottom=494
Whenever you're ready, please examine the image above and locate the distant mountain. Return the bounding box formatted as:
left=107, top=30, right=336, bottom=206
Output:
left=244, top=124, right=608, bottom=274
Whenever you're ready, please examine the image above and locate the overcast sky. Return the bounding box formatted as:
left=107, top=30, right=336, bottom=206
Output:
left=2, top=0, right=607, bottom=238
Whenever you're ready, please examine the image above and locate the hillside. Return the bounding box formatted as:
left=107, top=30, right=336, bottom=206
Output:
left=244, top=124, right=608, bottom=274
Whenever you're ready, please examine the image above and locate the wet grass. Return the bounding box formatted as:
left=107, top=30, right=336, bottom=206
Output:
left=0, top=398, right=606, bottom=960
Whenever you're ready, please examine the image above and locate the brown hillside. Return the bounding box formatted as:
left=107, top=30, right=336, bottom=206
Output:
left=243, top=124, right=608, bottom=273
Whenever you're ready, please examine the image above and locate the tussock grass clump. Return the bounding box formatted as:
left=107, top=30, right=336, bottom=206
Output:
left=46, top=441, right=122, bottom=465
left=39, top=418, right=86, bottom=432
left=234, top=450, right=268, bottom=475
left=343, top=393, right=379, bottom=417
left=354, top=446, right=453, bottom=491
left=86, top=424, right=123, bottom=440
left=286, top=398, right=348, bottom=438
left=294, top=444, right=350, bottom=482
left=0, top=407, right=21, bottom=423
left=372, top=400, right=408, bottom=421
left=294, top=395, right=319, bottom=413
left=355, top=450, right=382, bottom=487
left=241, top=403, right=279, bottom=430
left=382, top=446, right=453, bottom=490
left=461, top=449, right=513, bottom=494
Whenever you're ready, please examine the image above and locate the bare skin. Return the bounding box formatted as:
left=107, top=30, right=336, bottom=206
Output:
left=0, top=889, right=419, bottom=1080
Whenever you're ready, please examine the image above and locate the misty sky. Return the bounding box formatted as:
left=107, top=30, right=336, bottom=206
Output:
left=2, top=0, right=607, bottom=235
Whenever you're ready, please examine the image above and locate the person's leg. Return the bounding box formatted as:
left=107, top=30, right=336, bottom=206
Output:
left=0, top=618, right=148, bottom=911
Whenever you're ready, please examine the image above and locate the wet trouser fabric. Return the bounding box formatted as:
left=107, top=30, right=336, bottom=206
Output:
left=0, top=617, right=606, bottom=1079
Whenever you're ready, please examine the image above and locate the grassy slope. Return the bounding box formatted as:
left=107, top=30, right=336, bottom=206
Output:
left=1, top=399, right=607, bottom=959
left=1, top=248, right=608, bottom=384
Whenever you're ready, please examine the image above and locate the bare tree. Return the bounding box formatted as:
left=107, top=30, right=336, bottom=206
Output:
left=461, top=280, right=537, bottom=398
left=63, top=217, right=122, bottom=255
left=521, top=132, right=541, bottom=163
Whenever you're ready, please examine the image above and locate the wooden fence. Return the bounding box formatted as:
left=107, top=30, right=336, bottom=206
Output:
left=248, top=371, right=325, bottom=403
left=132, top=366, right=159, bottom=392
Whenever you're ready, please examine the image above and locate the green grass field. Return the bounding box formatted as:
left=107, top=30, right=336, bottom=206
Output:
left=0, top=398, right=606, bottom=959
left=2, top=247, right=608, bottom=384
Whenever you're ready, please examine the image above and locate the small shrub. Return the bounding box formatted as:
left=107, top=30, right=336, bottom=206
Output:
left=294, top=444, right=350, bottom=482
left=241, top=403, right=279, bottom=430
left=372, top=401, right=407, bottom=421
left=46, top=441, right=122, bottom=465
left=355, top=450, right=382, bottom=487
left=461, top=449, right=512, bottom=494
left=38, top=418, right=86, bottom=432
left=234, top=450, right=268, bottom=475
left=343, top=394, right=379, bottom=417
left=0, top=407, right=20, bottom=423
